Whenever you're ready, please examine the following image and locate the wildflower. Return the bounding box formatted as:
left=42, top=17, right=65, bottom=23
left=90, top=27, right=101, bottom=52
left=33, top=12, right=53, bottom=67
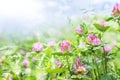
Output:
left=92, top=38, right=101, bottom=45
left=32, top=57, right=38, bottom=62
left=25, top=52, right=30, bottom=57
left=75, top=26, right=84, bottom=34
left=73, top=58, right=86, bottom=75
left=22, top=59, right=29, bottom=67
left=78, top=43, right=86, bottom=49
left=20, top=50, right=25, bottom=55
left=60, top=40, right=71, bottom=52
left=47, top=41, right=56, bottom=47
left=88, top=34, right=97, bottom=43
left=111, top=41, right=116, bottom=48
left=102, top=45, right=112, bottom=54
left=25, top=68, right=31, bottom=74
left=112, top=3, right=120, bottom=16
left=32, top=42, right=43, bottom=52
left=56, top=60, right=62, bottom=68
left=88, top=34, right=101, bottom=45
left=99, top=21, right=107, bottom=27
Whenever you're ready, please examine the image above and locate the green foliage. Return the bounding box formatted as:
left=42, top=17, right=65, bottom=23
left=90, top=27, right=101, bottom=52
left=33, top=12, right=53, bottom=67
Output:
left=0, top=13, right=120, bottom=80
left=94, top=23, right=110, bottom=32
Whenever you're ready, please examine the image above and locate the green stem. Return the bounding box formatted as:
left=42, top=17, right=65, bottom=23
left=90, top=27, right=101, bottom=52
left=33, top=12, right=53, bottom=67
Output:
left=92, top=56, right=98, bottom=80
left=77, top=35, right=80, bottom=46
left=91, top=48, right=99, bottom=80
left=104, top=53, right=107, bottom=74
left=102, top=53, right=104, bottom=73
left=91, top=48, right=95, bottom=80
left=65, top=56, right=71, bottom=78
left=92, top=58, right=95, bottom=80
left=96, top=62, right=100, bottom=80
left=102, top=51, right=108, bottom=74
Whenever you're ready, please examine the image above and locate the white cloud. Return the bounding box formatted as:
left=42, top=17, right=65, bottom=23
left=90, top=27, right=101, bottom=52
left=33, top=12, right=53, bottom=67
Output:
left=0, top=0, right=46, bottom=22
left=46, top=1, right=58, bottom=7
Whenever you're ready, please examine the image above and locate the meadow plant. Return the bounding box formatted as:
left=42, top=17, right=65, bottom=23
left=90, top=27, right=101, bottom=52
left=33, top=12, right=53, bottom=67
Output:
left=0, top=3, right=120, bottom=80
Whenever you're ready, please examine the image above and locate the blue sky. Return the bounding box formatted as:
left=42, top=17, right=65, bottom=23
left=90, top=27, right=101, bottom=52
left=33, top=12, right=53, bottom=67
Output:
left=0, top=0, right=119, bottom=34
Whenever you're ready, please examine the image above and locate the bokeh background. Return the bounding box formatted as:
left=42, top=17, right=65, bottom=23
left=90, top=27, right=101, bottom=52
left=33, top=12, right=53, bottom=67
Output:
left=0, top=0, right=119, bottom=35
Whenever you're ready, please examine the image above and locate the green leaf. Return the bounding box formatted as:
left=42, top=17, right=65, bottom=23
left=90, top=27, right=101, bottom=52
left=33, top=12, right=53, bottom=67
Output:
left=93, top=46, right=102, bottom=50
left=45, top=47, right=52, bottom=57
left=52, top=52, right=73, bottom=56
left=94, top=23, right=110, bottom=32
left=100, top=74, right=116, bottom=80
left=105, top=17, right=114, bottom=21
left=0, top=78, right=2, bottom=80
left=98, top=33, right=102, bottom=39
left=25, top=76, right=37, bottom=80
left=80, top=23, right=88, bottom=34
left=10, top=71, right=20, bottom=80
left=46, top=68, right=67, bottom=73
